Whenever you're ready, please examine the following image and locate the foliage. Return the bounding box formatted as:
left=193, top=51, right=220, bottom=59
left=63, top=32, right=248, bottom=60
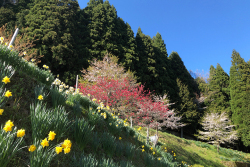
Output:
left=229, top=50, right=250, bottom=147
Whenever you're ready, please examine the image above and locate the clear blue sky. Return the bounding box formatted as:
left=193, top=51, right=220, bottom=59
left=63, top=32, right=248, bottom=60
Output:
left=78, top=0, right=250, bottom=77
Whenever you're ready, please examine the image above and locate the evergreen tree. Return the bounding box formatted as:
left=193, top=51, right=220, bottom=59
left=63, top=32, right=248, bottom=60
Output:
left=152, top=32, right=175, bottom=95
left=84, top=0, right=119, bottom=59
left=135, top=27, right=157, bottom=92
left=176, top=78, right=198, bottom=131
left=168, top=52, right=197, bottom=103
left=230, top=50, right=250, bottom=146
left=206, top=64, right=230, bottom=114
left=24, top=0, right=88, bottom=84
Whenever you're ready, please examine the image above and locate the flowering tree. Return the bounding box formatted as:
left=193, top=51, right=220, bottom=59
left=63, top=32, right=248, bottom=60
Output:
left=197, top=112, right=238, bottom=153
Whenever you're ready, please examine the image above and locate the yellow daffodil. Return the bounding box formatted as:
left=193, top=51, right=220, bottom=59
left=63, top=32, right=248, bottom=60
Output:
left=153, top=151, right=155, bottom=155
left=158, top=158, right=161, bottom=160
left=17, top=129, right=25, bottom=137
left=9, top=45, right=13, bottom=48
left=92, top=98, right=97, bottom=102
left=116, top=125, right=118, bottom=127
left=2, top=76, right=10, bottom=84
left=23, top=51, right=27, bottom=55
left=48, top=131, right=56, bottom=141
left=62, top=139, right=72, bottom=149
left=142, top=145, right=144, bottom=148
left=3, top=124, right=12, bottom=132
left=64, top=147, right=70, bottom=154
left=119, top=137, right=122, bottom=140
left=28, top=145, right=36, bottom=152
left=150, top=147, right=153, bottom=150
left=142, top=149, right=145, bottom=152
left=55, top=146, right=63, bottom=154
left=5, top=90, right=12, bottom=97
left=0, top=109, right=3, bottom=115
left=37, top=95, right=43, bottom=100
left=0, top=37, right=4, bottom=42
left=41, top=138, right=49, bottom=148
left=5, top=42, right=8, bottom=46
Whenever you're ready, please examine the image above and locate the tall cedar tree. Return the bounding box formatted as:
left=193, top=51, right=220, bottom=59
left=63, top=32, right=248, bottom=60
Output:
left=135, top=27, right=158, bottom=92
left=84, top=0, right=119, bottom=60
left=206, top=64, right=230, bottom=114
left=230, top=50, right=250, bottom=146
left=176, top=78, right=198, bottom=132
left=24, top=0, right=89, bottom=84
left=168, top=52, right=197, bottom=105
left=152, top=32, right=175, bottom=95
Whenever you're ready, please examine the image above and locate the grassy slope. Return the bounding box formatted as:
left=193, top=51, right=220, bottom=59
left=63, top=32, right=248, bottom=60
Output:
left=1, top=46, right=250, bottom=167
left=138, top=122, right=250, bottom=167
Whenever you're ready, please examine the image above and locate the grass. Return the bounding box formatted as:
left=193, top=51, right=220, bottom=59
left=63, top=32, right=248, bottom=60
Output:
left=0, top=44, right=250, bottom=167
left=138, top=127, right=250, bottom=167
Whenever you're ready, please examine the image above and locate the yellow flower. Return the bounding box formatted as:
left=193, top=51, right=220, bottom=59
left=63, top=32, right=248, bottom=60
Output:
left=37, top=95, right=43, bottom=100
left=101, top=113, right=104, bottom=116
left=28, top=145, right=36, bottom=152
left=64, top=147, right=70, bottom=154
left=116, top=125, right=118, bottom=127
left=109, top=123, right=112, bottom=126
left=0, top=37, right=4, bottom=41
left=17, top=129, right=25, bottom=137
left=0, top=109, right=3, bottom=115
left=55, top=146, right=63, bottom=154
left=87, top=94, right=90, bottom=97
left=158, top=158, right=161, bottom=160
left=41, top=138, right=49, bottom=148
left=92, top=112, right=95, bottom=115
left=31, top=59, right=35, bottom=62
left=106, top=106, right=110, bottom=110
left=48, top=131, right=56, bottom=141
left=2, top=76, right=10, bottom=84
left=153, top=151, right=155, bottom=155
left=138, top=127, right=142, bottom=131
left=142, top=149, right=145, bottom=152
left=23, top=51, right=27, bottom=55
left=3, top=124, right=12, bottom=132
left=142, top=145, right=144, bottom=148
left=9, top=45, right=13, bottom=48
left=6, top=120, right=14, bottom=127
left=62, top=139, right=72, bottom=149
left=5, top=90, right=12, bottom=97
left=92, top=98, right=97, bottom=102
left=150, top=147, right=153, bottom=150
left=119, top=137, right=122, bottom=140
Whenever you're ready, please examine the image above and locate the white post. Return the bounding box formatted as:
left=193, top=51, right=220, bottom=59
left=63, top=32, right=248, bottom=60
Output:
left=8, top=28, right=19, bottom=49
left=75, top=75, right=78, bottom=93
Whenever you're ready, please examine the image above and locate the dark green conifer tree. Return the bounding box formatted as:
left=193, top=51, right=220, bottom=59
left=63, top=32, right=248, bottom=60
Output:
left=135, top=27, right=157, bottom=91
left=206, top=64, right=230, bottom=114
left=24, top=0, right=89, bottom=84
left=152, top=32, right=174, bottom=95
left=176, top=78, right=198, bottom=133
left=230, top=50, right=250, bottom=146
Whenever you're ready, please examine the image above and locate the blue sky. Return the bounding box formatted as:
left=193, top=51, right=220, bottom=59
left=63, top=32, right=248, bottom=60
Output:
left=78, top=0, right=250, bottom=77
